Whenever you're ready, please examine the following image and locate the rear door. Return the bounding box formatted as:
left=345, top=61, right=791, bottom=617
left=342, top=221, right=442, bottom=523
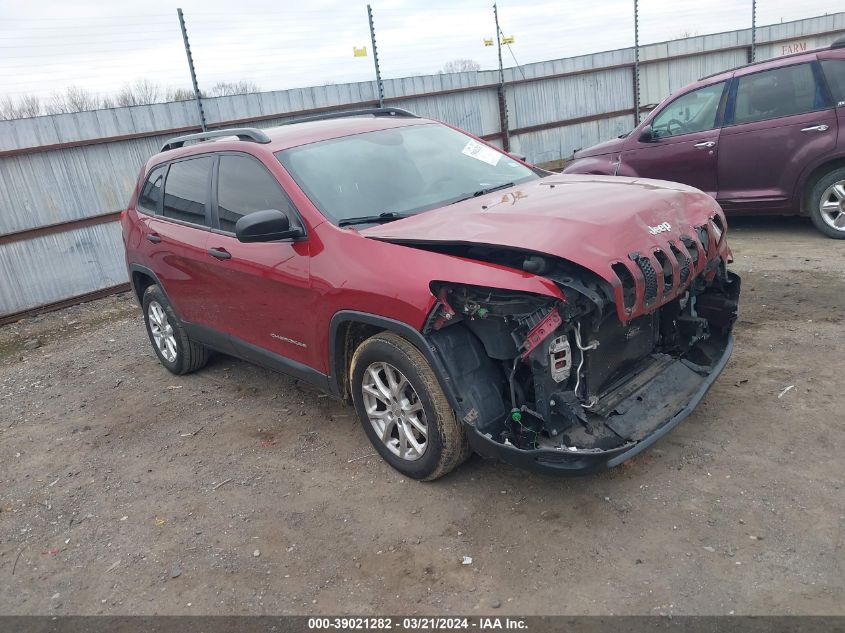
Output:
left=144, top=155, right=215, bottom=324
left=203, top=153, right=315, bottom=368
left=620, top=80, right=727, bottom=197
left=717, top=61, right=837, bottom=211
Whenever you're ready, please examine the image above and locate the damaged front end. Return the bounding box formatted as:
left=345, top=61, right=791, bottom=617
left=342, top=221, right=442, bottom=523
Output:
left=422, top=237, right=740, bottom=475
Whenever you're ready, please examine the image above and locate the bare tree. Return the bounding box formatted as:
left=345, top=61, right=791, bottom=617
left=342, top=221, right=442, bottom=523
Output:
left=205, top=80, right=261, bottom=97
left=166, top=87, right=195, bottom=102
left=44, top=86, right=100, bottom=114
left=440, top=58, right=481, bottom=73
left=116, top=79, right=162, bottom=107
left=0, top=94, right=42, bottom=120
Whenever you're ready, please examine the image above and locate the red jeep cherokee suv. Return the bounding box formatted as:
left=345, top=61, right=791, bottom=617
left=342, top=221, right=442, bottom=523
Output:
left=565, top=37, right=845, bottom=238
left=122, top=108, right=740, bottom=480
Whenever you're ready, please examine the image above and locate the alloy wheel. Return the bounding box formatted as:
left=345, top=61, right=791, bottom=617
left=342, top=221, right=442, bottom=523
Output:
left=148, top=300, right=177, bottom=363
left=819, top=180, right=845, bottom=232
left=361, top=361, right=428, bottom=461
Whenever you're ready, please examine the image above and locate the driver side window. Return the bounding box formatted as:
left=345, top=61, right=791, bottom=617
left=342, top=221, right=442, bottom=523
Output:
left=651, top=81, right=725, bottom=139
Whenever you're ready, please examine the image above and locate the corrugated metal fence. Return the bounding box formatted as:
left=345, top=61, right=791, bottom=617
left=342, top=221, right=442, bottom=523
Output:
left=1, top=13, right=843, bottom=321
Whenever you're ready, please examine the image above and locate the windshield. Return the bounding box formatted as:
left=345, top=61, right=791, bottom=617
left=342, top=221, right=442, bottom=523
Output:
left=276, top=123, right=539, bottom=225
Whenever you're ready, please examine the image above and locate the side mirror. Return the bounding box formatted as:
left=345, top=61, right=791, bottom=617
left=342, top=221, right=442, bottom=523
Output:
left=638, top=125, right=654, bottom=142
left=508, top=152, right=528, bottom=162
left=235, top=209, right=304, bottom=243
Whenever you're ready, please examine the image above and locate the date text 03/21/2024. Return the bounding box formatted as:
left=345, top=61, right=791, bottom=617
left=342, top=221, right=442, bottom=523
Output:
left=307, top=617, right=528, bottom=630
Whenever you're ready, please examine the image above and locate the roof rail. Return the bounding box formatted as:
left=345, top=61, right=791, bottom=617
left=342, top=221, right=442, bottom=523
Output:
left=160, top=127, right=270, bottom=152
left=832, top=35, right=845, bottom=49
left=281, top=107, right=418, bottom=126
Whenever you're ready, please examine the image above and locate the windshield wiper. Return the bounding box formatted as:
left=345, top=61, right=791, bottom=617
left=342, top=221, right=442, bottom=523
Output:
left=338, top=212, right=407, bottom=227
left=448, top=182, right=515, bottom=205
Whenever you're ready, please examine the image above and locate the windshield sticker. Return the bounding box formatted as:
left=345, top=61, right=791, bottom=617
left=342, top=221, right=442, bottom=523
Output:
left=461, top=140, right=502, bottom=166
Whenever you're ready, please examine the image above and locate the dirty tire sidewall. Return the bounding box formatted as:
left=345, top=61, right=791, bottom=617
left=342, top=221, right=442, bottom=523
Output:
left=142, top=285, right=209, bottom=375
left=808, top=166, right=845, bottom=240
left=350, top=332, right=468, bottom=481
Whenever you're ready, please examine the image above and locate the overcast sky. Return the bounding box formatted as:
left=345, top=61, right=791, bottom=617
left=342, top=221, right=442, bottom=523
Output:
left=1, top=0, right=842, bottom=101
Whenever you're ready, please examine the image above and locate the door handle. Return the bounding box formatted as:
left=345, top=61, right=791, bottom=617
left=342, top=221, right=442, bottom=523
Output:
left=693, top=141, right=716, bottom=149
left=800, top=124, right=829, bottom=133
left=208, top=247, right=231, bottom=260
left=146, top=234, right=161, bottom=244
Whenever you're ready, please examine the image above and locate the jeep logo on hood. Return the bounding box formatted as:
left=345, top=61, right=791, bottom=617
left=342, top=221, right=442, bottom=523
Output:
left=648, top=222, right=672, bottom=235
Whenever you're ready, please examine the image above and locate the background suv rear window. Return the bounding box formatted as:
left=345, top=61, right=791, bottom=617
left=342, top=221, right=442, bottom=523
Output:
left=137, top=165, right=165, bottom=214
left=733, top=63, right=820, bottom=124
left=162, top=157, right=212, bottom=225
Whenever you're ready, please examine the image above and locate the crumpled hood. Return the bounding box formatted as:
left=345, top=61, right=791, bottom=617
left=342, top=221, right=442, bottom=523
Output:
left=574, top=136, right=625, bottom=158
left=363, top=175, right=727, bottom=318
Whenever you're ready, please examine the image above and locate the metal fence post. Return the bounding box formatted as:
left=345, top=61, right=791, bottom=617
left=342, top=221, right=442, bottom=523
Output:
left=493, top=3, right=511, bottom=152
left=367, top=4, right=385, bottom=108
left=177, top=7, right=207, bottom=132
left=751, top=0, right=757, bottom=62
left=633, top=0, right=641, bottom=125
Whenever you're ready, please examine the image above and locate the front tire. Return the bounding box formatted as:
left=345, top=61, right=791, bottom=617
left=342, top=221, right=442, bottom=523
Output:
left=142, top=285, right=209, bottom=375
left=350, top=332, right=469, bottom=481
left=808, top=167, right=845, bottom=239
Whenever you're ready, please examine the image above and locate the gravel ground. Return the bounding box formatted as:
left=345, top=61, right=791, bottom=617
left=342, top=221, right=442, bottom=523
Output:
left=0, top=216, right=843, bottom=616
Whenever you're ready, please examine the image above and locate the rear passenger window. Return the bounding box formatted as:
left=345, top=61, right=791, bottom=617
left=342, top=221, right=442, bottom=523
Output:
left=821, top=59, right=845, bottom=104
left=217, top=155, right=294, bottom=233
left=137, top=165, right=166, bottom=214
left=733, top=63, right=824, bottom=124
left=162, top=157, right=212, bottom=225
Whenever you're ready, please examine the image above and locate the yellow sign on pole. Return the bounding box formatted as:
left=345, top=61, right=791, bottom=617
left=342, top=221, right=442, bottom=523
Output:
left=483, top=38, right=494, bottom=47
left=353, top=46, right=367, bottom=57
left=501, top=35, right=515, bottom=45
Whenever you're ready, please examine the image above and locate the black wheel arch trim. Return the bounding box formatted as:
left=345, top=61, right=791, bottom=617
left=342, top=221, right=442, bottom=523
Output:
left=796, top=152, right=845, bottom=211
left=128, top=264, right=173, bottom=308
left=328, top=310, right=465, bottom=413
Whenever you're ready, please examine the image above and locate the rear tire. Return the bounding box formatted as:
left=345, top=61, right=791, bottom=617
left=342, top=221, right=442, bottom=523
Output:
left=142, top=284, right=209, bottom=375
left=350, top=332, right=469, bottom=481
left=807, top=166, right=845, bottom=239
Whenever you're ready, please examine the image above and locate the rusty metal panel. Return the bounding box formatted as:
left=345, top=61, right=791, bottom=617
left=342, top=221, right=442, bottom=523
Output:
left=507, top=66, right=634, bottom=131
left=0, top=135, right=167, bottom=235
left=510, top=114, right=635, bottom=166
left=388, top=89, right=501, bottom=138
left=0, top=222, right=127, bottom=317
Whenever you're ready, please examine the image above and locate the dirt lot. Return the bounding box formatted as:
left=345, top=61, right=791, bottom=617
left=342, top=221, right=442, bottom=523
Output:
left=1, top=217, right=844, bottom=616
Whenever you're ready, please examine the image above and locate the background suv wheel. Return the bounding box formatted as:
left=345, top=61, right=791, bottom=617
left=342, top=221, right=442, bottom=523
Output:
left=350, top=332, right=470, bottom=481
left=142, top=284, right=209, bottom=375
left=808, top=166, right=845, bottom=239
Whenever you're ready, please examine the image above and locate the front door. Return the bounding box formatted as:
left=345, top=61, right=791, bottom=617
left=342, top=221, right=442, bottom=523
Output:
left=202, top=153, right=316, bottom=369
left=717, top=61, right=837, bottom=211
left=620, top=80, right=727, bottom=198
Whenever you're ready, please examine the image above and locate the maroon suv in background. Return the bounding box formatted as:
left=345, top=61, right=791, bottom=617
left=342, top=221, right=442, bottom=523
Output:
left=565, top=36, right=845, bottom=238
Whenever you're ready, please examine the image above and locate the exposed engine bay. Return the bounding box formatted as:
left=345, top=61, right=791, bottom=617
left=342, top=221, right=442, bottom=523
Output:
left=420, top=242, right=740, bottom=462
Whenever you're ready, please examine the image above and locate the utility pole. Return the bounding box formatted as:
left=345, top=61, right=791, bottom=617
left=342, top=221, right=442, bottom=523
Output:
left=367, top=4, right=385, bottom=108
left=633, top=0, right=641, bottom=125
left=493, top=3, right=510, bottom=151
left=750, top=0, right=757, bottom=62
left=177, top=8, right=207, bottom=132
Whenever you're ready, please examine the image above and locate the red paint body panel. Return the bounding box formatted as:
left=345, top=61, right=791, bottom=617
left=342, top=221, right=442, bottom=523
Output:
left=362, top=175, right=729, bottom=322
